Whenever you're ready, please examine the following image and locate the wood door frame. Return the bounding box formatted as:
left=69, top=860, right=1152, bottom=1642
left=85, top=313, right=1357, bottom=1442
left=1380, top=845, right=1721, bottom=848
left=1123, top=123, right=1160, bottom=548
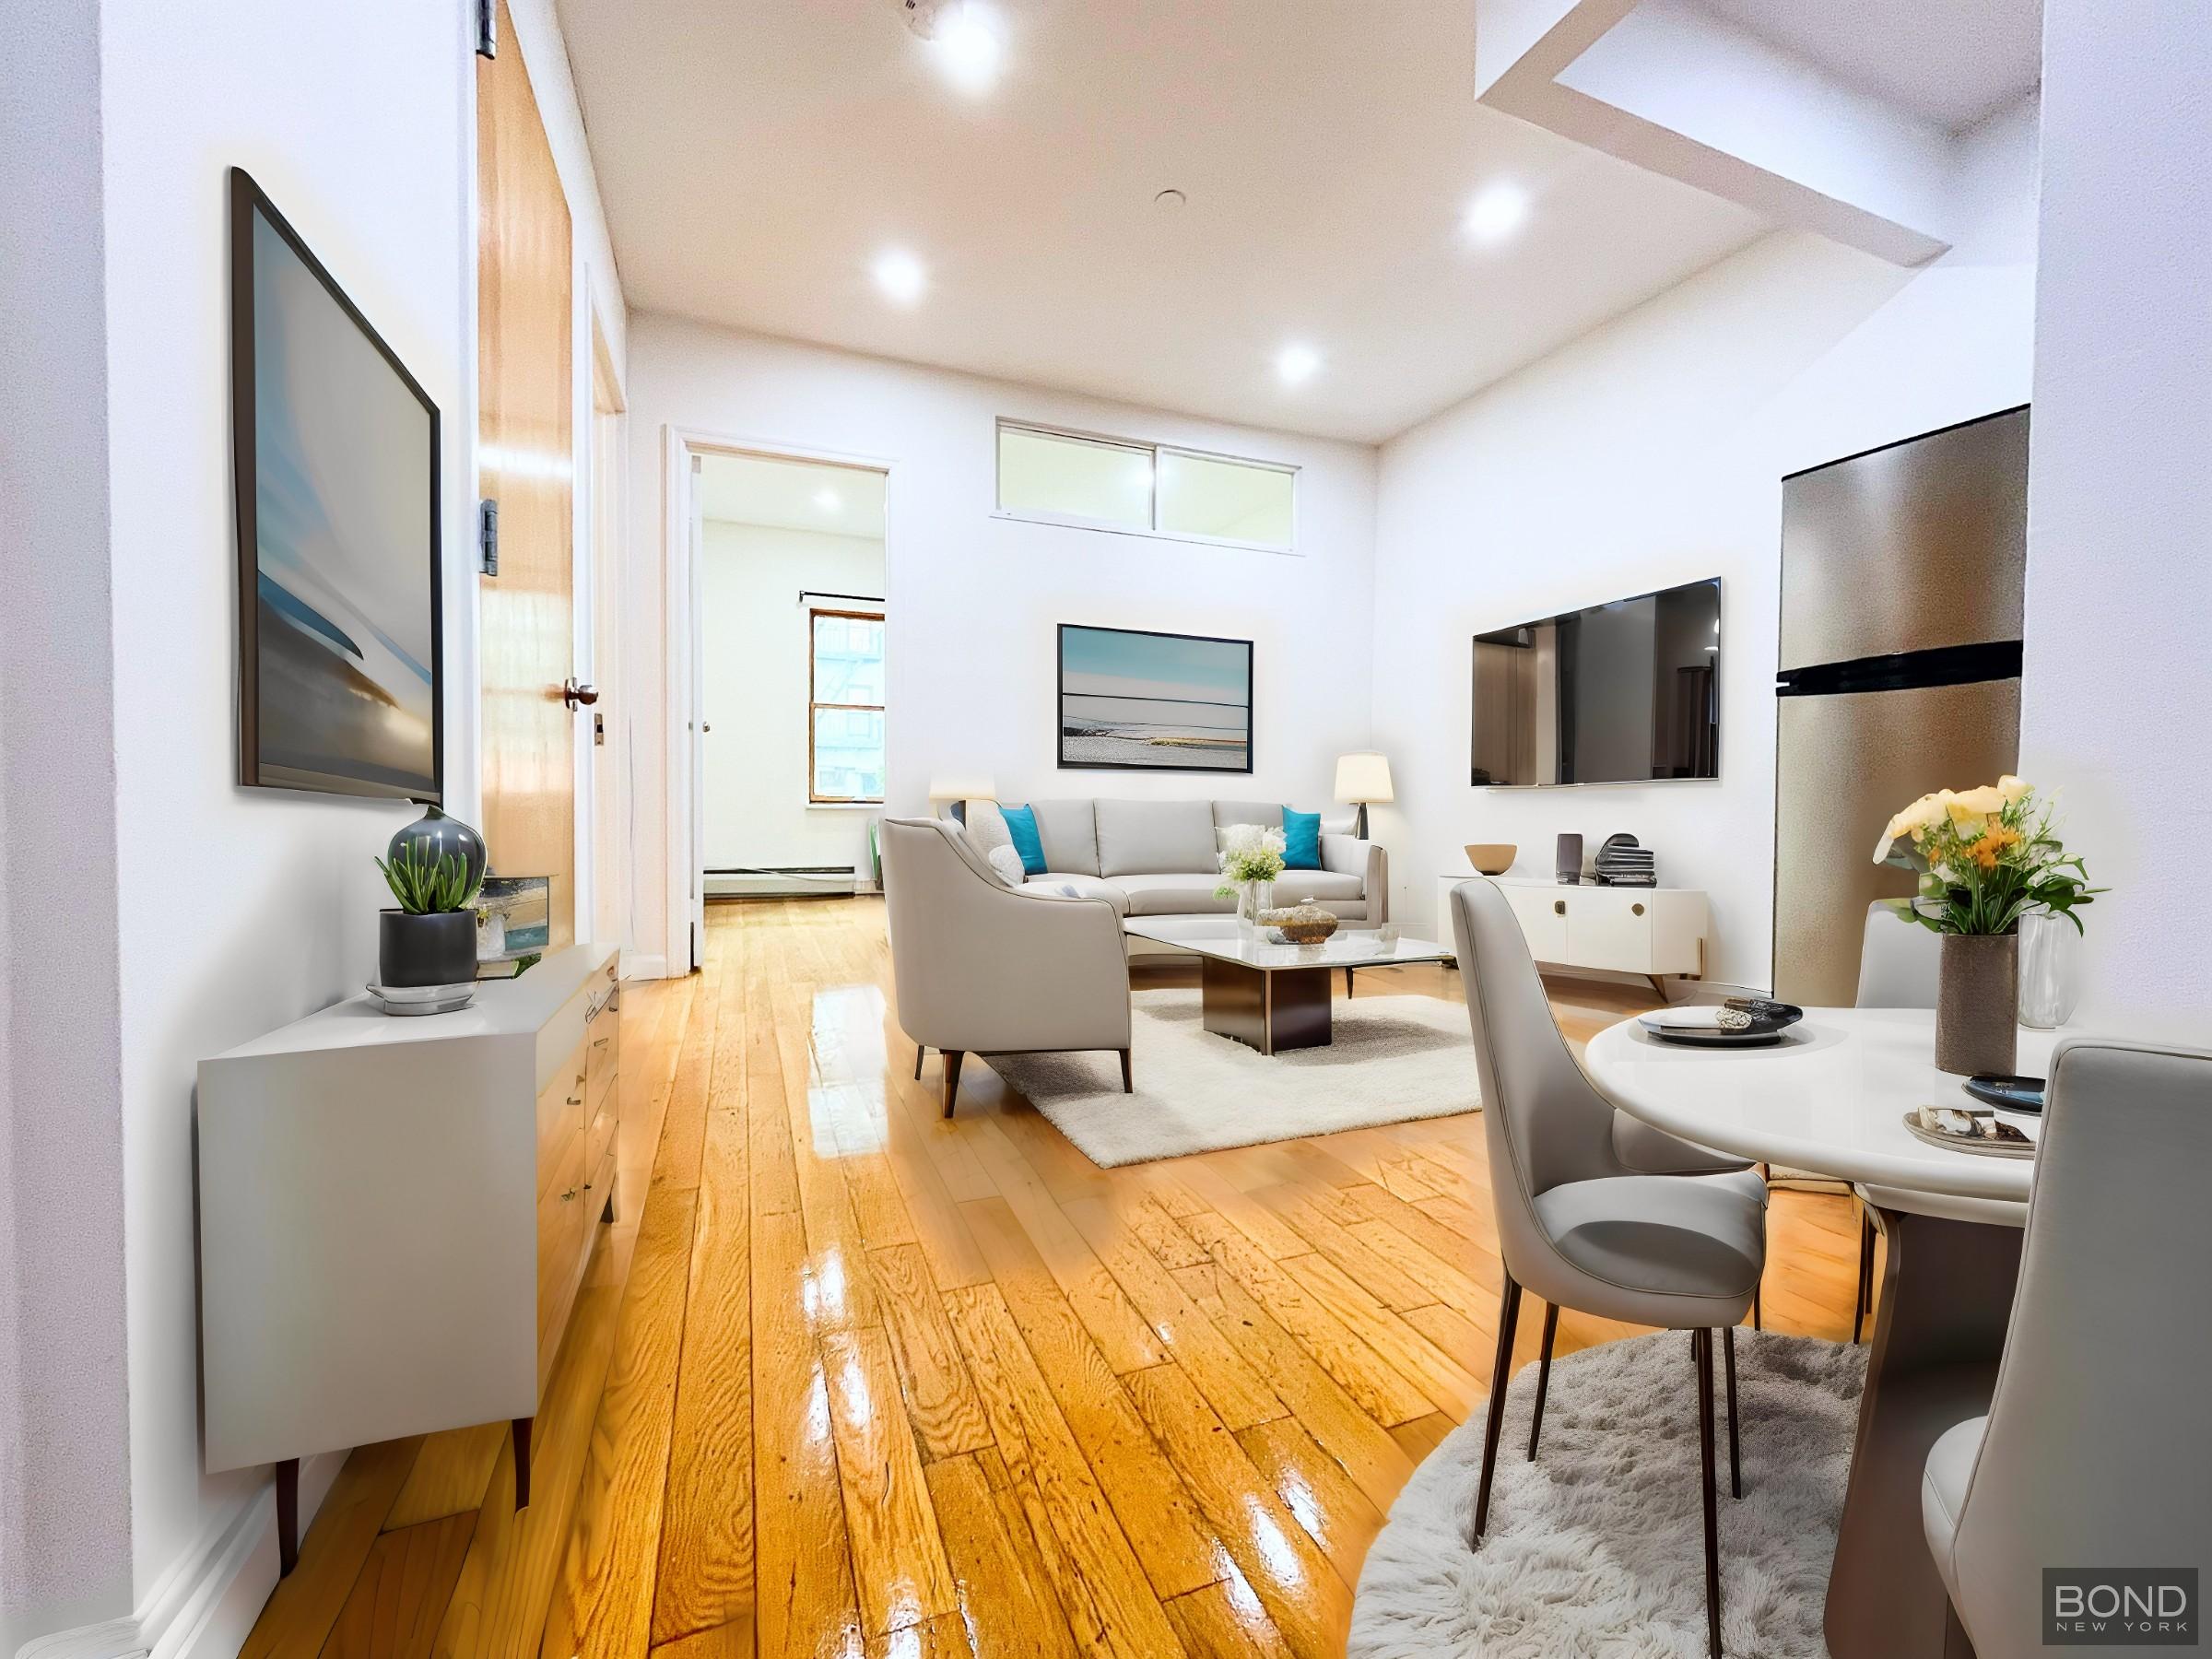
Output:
left=659, top=426, right=895, bottom=975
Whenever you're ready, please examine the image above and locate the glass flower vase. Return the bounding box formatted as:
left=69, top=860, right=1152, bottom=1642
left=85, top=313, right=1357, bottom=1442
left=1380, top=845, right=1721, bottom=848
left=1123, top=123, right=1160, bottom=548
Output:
left=2017, top=909, right=2082, bottom=1029
left=1237, top=878, right=1275, bottom=938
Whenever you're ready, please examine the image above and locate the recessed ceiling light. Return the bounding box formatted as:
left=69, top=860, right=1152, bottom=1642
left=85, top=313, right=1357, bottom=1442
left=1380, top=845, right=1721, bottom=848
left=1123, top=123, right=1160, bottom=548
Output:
left=926, top=1, right=1003, bottom=95
left=1464, top=181, right=1531, bottom=247
left=814, top=488, right=842, bottom=512
left=871, top=248, right=926, bottom=305
left=1276, top=343, right=1322, bottom=386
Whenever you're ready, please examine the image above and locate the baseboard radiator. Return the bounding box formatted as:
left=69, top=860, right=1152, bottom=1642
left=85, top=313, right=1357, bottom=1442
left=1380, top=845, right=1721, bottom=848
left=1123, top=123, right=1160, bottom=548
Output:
left=705, top=865, right=866, bottom=900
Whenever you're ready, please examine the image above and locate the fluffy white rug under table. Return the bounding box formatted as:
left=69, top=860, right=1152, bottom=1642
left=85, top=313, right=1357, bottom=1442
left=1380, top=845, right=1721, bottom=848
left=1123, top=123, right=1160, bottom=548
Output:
left=983, top=986, right=1477, bottom=1166
left=1351, top=1329, right=1866, bottom=1657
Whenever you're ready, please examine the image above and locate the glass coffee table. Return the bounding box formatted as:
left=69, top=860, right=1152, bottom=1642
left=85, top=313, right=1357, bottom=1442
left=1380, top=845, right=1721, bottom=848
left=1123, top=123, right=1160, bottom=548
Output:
left=1124, top=915, right=1454, bottom=1055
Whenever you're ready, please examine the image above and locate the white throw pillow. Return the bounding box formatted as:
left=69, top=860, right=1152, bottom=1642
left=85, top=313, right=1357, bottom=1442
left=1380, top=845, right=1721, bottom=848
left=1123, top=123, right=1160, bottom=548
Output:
left=985, top=843, right=1027, bottom=889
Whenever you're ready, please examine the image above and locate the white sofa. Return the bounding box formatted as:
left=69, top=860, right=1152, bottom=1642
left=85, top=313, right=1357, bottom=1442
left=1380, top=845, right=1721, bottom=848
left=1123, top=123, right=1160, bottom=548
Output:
left=959, top=796, right=1389, bottom=922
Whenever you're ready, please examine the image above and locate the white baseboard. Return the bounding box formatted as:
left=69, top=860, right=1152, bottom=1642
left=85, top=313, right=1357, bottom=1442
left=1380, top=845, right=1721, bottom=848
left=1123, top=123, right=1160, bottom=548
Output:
left=16, top=1454, right=342, bottom=1659
left=621, top=952, right=669, bottom=982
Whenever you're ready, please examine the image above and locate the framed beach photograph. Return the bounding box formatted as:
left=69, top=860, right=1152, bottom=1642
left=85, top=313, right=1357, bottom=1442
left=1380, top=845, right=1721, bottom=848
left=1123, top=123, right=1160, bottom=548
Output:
left=230, top=168, right=443, bottom=801
left=1057, top=623, right=1253, bottom=772
left=476, top=876, right=551, bottom=975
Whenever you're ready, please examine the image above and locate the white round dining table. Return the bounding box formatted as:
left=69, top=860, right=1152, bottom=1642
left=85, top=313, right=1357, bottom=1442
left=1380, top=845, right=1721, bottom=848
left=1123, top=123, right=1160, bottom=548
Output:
left=1585, top=1006, right=2058, bottom=1659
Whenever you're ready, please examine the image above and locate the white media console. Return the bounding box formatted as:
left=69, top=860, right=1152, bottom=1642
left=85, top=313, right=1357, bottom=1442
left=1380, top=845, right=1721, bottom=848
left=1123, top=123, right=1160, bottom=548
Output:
left=1438, top=873, right=1708, bottom=989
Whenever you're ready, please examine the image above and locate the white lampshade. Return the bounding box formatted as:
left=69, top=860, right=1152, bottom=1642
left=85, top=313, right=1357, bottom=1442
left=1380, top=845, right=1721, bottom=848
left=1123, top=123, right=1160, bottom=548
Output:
left=1334, top=752, right=1394, bottom=805
left=926, top=774, right=995, bottom=803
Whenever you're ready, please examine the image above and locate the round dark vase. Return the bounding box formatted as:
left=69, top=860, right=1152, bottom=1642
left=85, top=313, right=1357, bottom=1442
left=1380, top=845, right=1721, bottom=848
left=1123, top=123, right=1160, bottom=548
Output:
left=388, top=804, right=487, bottom=894
left=1935, top=931, right=2019, bottom=1076
left=379, top=909, right=478, bottom=988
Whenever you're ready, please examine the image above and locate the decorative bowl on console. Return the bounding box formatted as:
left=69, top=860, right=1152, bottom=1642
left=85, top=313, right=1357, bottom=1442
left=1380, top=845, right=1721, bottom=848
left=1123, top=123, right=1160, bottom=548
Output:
left=1262, top=902, right=1339, bottom=945
left=1463, top=842, right=1516, bottom=875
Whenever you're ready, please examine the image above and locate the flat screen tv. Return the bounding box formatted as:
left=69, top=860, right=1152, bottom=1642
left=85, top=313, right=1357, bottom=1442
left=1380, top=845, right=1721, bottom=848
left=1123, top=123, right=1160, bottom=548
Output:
left=230, top=167, right=442, bottom=801
left=1470, top=577, right=1721, bottom=786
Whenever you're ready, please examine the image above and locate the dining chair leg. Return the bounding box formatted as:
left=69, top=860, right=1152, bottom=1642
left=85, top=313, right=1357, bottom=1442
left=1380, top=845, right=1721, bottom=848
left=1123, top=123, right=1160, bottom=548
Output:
left=1119, top=1048, right=1134, bottom=1093
left=1722, top=1324, right=1741, bottom=1500
left=914, top=1043, right=926, bottom=1082
left=941, top=1051, right=964, bottom=1118
left=1692, top=1327, right=1724, bottom=1658
left=1750, top=1277, right=1762, bottom=1332
left=1853, top=1209, right=1876, bottom=1343
left=1472, top=1275, right=1523, bottom=1543
left=1525, top=1301, right=1559, bottom=1461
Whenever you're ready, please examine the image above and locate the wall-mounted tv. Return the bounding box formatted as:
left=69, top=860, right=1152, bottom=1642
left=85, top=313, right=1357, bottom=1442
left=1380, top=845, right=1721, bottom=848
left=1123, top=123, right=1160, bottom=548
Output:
left=1471, top=577, right=1721, bottom=786
left=230, top=167, right=442, bottom=801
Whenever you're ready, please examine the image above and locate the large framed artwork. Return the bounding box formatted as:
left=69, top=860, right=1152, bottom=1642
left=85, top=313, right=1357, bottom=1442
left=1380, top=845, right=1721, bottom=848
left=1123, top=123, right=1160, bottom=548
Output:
left=230, top=167, right=442, bottom=801
left=1057, top=623, right=1253, bottom=773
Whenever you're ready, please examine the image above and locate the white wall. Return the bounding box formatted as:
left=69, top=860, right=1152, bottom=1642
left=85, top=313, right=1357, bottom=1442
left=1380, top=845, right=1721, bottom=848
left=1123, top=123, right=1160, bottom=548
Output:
left=2018, top=7, right=2212, bottom=1034
left=95, top=0, right=479, bottom=1639
left=624, top=318, right=1380, bottom=973
left=1371, top=102, right=2039, bottom=985
left=700, top=522, right=886, bottom=876
left=4, top=0, right=627, bottom=1651
left=0, top=4, right=135, bottom=1651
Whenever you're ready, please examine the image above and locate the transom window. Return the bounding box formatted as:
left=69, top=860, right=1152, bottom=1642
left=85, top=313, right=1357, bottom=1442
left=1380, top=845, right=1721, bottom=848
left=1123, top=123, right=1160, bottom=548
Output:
left=808, top=607, right=885, bottom=804
left=995, top=420, right=1298, bottom=552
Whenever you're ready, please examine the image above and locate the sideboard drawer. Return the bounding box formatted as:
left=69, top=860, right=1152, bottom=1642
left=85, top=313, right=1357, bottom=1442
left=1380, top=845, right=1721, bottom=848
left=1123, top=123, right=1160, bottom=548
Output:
left=1566, top=893, right=1653, bottom=971
left=535, top=1124, right=589, bottom=1358
left=583, top=998, right=618, bottom=1113
left=535, top=1037, right=587, bottom=1194
left=1502, top=883, right=1571, bottom=960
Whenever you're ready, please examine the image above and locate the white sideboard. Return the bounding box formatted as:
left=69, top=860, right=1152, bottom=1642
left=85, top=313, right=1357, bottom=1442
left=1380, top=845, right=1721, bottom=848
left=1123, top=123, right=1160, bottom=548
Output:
left=1437, top=874, right=1707, bottom=985
left=197, top=943, right=618, bottom=1572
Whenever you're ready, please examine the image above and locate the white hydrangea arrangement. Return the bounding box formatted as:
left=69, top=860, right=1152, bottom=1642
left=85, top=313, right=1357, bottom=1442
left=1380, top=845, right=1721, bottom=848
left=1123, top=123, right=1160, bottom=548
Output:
left=1214, top=823, right=1288, bottom=900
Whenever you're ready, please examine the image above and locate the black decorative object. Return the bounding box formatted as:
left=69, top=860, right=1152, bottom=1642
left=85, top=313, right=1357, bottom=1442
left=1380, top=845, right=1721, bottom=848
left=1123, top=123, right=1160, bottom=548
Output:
left=378, top=910, right=477, bottom=989
left=1555, top=832, right=1583, bottom=884
left=388, top=804, right=486, bottom=895
left=1637, top=998, right=1806, bottom=1048
left=1595, top=832, right=1658, bottom=887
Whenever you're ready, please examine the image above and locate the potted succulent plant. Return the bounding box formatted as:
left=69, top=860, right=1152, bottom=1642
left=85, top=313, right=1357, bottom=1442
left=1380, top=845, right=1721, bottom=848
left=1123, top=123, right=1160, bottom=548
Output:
left=1872, top=775, right=2101, bottom=1074
left=374, top=841, right=484, bottom=988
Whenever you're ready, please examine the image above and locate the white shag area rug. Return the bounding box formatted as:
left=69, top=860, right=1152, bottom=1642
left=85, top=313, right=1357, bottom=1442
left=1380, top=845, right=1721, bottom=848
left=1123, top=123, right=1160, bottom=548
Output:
left=1352, top=1330, right=1866, bottom=1658
left=984, top=987, right=1477, bottom=1166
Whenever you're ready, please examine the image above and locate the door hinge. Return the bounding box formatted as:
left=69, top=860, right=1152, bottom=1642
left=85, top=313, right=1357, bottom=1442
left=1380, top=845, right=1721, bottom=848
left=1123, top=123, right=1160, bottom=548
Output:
left=477, top=498, right=499, bottom=576
left=475, top=0, right=497, bottom=58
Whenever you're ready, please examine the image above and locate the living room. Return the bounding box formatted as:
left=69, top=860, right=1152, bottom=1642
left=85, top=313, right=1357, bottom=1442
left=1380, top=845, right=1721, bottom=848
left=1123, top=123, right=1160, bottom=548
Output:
left=5, top=3, right=2206, bottom=1659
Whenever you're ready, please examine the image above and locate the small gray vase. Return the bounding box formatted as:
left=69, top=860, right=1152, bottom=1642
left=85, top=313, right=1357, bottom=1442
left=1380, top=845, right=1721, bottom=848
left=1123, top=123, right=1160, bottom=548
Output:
left=389, top=804, right=488, bottom=894
left=1936, top=932, right=2019, bottom=1076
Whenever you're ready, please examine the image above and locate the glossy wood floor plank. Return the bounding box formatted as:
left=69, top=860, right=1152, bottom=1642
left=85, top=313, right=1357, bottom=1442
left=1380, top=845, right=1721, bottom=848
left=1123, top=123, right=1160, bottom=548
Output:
left=245, top=900, right=1868, bottom=1659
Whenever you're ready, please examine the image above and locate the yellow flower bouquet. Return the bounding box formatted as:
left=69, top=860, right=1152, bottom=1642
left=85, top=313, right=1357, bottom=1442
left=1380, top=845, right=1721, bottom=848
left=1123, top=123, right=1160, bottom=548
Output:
left=1871, top=775, right=2100, bottom=936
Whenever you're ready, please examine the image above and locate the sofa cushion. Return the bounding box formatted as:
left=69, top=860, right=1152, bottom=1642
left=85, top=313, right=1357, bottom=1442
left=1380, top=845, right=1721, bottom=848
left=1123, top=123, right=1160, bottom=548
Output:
left=1026, top=799, right=1100, bottom=876
left=1097, top=799, right=1218, bottom=877
left=1282, top=808, right=1323, bottom=869
left=1210, top=800, right=1286, bottom=830
left=1121, top=873, right=1239, bottom=916
left=999, top=805, right=1049, bottom=875
left=1026, top=873, right=1128, bottom=916
left=984, top=845, right=1027, bottom=888
left=1268, top=869, right=1365, bottom=903
left=965, top=800, right=1015, bottom=865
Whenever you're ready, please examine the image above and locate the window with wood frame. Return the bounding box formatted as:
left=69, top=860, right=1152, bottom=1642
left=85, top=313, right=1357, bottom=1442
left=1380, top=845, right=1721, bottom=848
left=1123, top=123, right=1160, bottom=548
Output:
left=808, top=607, right=886, bottom=804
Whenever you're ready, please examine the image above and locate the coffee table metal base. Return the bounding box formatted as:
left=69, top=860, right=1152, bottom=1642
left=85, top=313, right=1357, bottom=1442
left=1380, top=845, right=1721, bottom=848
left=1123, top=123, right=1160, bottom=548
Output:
left=1200, top=958, right=1331, bottom=1054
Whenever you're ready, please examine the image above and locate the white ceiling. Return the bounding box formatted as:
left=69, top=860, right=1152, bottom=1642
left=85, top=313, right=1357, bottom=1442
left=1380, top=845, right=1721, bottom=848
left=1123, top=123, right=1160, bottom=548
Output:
left=557, top=0, right=1769, bottom=442
left=698, top=451, right=888, bottom=537
left=1689, top=0, right=2042, bottom=133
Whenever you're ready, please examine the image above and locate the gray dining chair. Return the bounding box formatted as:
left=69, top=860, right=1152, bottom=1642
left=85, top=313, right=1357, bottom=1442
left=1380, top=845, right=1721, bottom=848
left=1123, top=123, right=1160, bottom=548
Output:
left=1850, top=901, right=2028, bottom=1340
left=1923, top=1036, right=2212, bottom=1653
left=1453, top=880, right=1769, bottom=1659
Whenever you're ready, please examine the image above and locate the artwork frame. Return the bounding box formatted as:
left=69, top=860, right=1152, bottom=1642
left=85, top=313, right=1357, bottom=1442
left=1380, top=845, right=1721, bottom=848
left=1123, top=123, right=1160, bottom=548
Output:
left=1056, top=623, right=1254, bottom=774
left=229, top=166, right=444, bottom=802
left=476, top=876, right=552, bottom=971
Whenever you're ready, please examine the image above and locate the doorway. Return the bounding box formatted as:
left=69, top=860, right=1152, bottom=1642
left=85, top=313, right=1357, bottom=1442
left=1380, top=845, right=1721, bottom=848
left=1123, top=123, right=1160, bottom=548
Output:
left=673, top=446, right=888, bottom=969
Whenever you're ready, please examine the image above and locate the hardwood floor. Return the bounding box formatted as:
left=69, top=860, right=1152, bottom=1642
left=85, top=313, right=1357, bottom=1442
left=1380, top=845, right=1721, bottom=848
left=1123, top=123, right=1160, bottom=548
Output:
left=246, top=898, right=1866, bottom=1657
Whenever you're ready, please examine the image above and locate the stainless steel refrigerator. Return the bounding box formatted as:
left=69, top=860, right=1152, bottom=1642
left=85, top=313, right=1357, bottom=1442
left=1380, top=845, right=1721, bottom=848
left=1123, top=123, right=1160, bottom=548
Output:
left=1772, top=406, right=2030, bottom=1006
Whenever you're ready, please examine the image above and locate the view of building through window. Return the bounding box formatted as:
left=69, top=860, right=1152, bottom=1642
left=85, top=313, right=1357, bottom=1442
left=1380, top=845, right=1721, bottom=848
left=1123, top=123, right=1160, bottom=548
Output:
left=809, top=607, right=886, bottom=802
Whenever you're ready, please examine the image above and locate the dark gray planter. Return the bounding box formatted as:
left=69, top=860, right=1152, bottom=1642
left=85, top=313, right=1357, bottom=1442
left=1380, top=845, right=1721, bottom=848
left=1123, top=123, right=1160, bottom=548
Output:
left=379, top=909, right=477, bottom=988
left=1936, top=931, right=2018, bottom=1076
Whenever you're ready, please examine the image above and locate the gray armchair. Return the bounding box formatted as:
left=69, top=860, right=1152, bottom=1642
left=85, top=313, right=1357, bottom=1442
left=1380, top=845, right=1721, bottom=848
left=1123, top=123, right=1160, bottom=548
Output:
left=878, top=817, right=1134, bottom=1116
left=1922, top=1036, right=2212, bottom=1654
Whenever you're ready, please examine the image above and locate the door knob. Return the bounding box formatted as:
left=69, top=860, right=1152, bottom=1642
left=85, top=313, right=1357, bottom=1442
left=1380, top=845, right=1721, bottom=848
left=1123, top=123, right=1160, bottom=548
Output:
left=563, top=678, right=599, bottom=709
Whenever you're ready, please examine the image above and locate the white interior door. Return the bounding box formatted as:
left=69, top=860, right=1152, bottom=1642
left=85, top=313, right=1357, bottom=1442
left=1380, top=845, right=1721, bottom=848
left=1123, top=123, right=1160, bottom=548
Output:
left=688, top=453, right=707, bottom=971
